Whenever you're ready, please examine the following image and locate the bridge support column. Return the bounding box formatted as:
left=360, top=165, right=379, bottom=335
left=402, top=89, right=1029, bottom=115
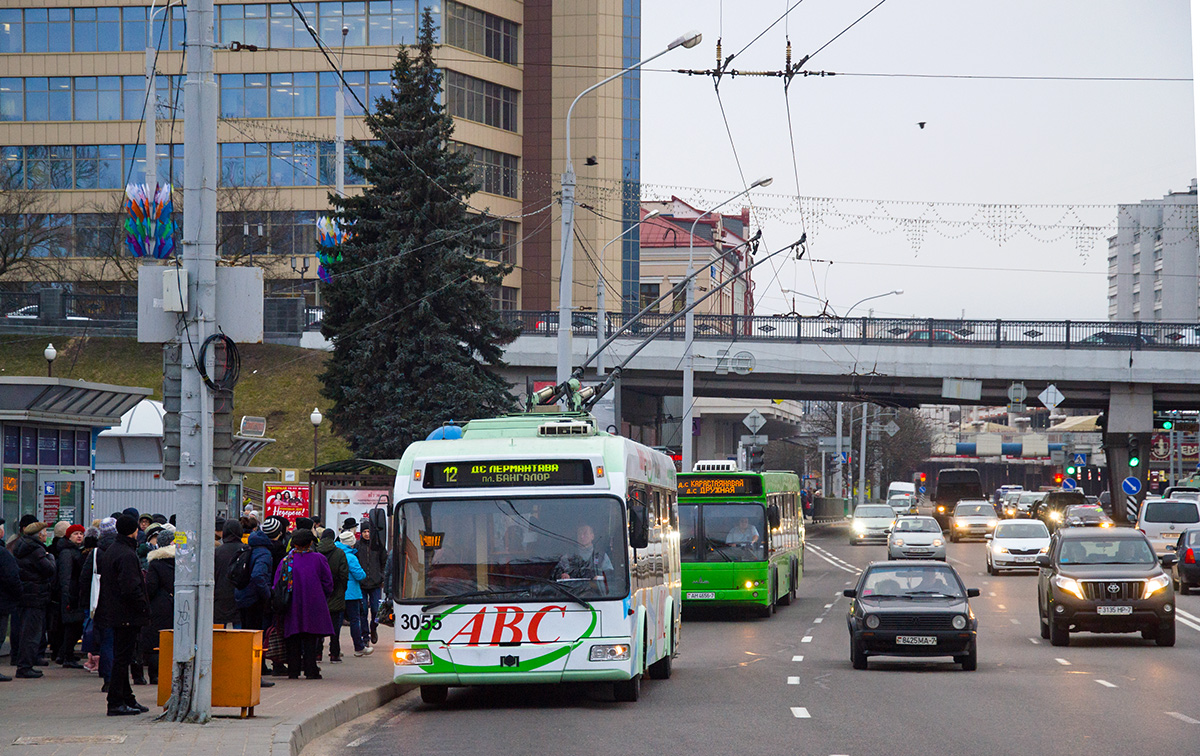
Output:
left=1105, top=384, right=1153, bottom=524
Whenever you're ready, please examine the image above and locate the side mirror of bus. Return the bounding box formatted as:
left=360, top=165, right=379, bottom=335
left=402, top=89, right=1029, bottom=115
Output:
left=369, top=502, right=388, bottom=552
left=767, top=504, right=781, bottom=529
left=629, top=504, right=650, bottom=549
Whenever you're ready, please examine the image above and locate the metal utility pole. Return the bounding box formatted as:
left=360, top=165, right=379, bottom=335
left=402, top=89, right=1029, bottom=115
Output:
left=858, top=402, right=868, bottom=505
left=835, top=401, right=844, bottom=498
left=166, top=0, right=218, bottom=722
left=335, top=27, right=347, bottom=199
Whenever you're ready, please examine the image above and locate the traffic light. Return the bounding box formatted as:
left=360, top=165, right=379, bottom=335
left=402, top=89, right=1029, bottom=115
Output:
left=747, top=446, right=765, bottom=472
left=1127, top=436, right=1140, bottom=468
left=1154, top=414, right=1174, bottom=430
left=1054, top=472, right=1064, bottom=485
left=1066, top=465, right=1076, bottom=476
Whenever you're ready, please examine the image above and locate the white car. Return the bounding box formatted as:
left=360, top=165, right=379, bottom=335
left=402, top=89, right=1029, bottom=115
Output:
left=949, top=500, right=999, bottom=542
left=1136, top=498, right=1200, bottom=555
left=887, top=495, right=917, bottom=516
left=985, top=519, right=1050, bottom=574
left=887, top=516, right=946, bottom=560
left=850, top=504, right=895, bottom=545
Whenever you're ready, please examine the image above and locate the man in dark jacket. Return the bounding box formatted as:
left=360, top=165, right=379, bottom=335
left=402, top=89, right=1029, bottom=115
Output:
left=12, top=521, right=55, bottom=679
left=55, top=524, right=87, bottom=668
left=355, top=523, right=386, bottom=645
left=213, top=520, right=244, bottom=628
left=314, top=528, right=349, bottom=662
left=235, top=519, right=285, bottom=678
left=0, top=518, right=21, bottom=682
left=142, top=537, right=175, bottom=685
left=95, top=515, right=149, bottom=716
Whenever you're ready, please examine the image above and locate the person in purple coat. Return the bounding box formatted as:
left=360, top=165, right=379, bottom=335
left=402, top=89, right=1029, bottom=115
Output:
left=273, top=530, right=333, bottom=679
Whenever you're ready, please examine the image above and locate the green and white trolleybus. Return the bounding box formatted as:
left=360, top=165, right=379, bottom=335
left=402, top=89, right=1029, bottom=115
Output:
left=388, top=413, right=680, bottom=704
left=677, top=467, right=805, bottom=616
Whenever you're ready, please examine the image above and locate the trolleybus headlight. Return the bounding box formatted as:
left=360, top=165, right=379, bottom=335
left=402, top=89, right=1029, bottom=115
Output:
left=744, top=580, right=762, bottom=589
left=590, top=644, right=630, bottom=661
left=952, top=615, right=968, bottom=630
left=864, top=614, right=880, bottom=629
left=394, top=648, right=432, bottom=666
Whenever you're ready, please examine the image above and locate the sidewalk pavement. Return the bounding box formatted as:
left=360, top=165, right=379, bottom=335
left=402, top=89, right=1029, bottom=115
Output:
left=2, top=627, right=408, bottom=756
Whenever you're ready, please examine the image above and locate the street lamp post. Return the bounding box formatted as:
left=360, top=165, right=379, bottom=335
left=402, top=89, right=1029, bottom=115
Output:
left=146, top=0, right=182, bottom=188
left=595, top=210, right=660, bottom=375
left=682, top=177, right=772, bottom=472
left=44, top=343, right=57, bottom=377
left=556, top=30, right=702, bottom=386
left=310, top=407, right=322, bottom=468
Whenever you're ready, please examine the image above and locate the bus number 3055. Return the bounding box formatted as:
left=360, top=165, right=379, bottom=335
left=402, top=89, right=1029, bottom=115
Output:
left=399, top=614, right=443, bottom=631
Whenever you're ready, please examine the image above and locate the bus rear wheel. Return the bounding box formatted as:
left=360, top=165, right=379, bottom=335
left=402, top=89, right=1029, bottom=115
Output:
left=419, top=685, right=448, bottom=705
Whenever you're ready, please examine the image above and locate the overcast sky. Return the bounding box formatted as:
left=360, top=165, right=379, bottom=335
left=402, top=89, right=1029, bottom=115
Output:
left=637, top=0, right=1195, bottom=320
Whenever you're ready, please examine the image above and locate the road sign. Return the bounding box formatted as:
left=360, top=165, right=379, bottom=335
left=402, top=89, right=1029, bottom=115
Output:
left=1050, top=450, right=1065, bottom=465
left=1121, top=476, right=1142, bottom=496
left=884, top=420, right=900, bottom=437
left=818, top=436, right=851, bottom=452
left=730, top=351, right=755, bottom=376
left=1062, top=478, right=1077, bottom=491
left=1007, top=382, right=1028, bottom=404
left=1126, top=495, right=1140, bottom=523
left=1007, top=402, right=1026, bottom=414
left=1072, top=453, right=1087, bottom=466
left=743, top=409, right=766, bottom=434
left=839, top=452, right=849, bottom=464
left=918, top=485, right=927, bottom=494
left=1038, top=384, right=1065, bottom=412
left=740, top=434, right=768, bottom=446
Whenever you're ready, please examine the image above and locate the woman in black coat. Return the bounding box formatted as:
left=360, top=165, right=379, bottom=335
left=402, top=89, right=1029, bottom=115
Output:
left=141, top=540, right=175, bottom=685
left=55, top=524, right=87, bottom=667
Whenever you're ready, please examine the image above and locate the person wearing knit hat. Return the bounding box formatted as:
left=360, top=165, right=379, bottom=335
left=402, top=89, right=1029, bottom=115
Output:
left=19, top=514, right=37, bottom=531
left=53, top=521, right=71, bottom=539
left=335, top=529, right=371, bottom=656
left=295, top=517, right=314, bottom=532
left=96, top=512, right=150, bottom=715
left=12, top=519, right=55, bottom=677
left=151, top=514, right=168, bottom=525
left=56, top=523, right=88, bottom=668
left=99, top=517, right=118, bottom=536
left=260, top=517, right=284, bottom=539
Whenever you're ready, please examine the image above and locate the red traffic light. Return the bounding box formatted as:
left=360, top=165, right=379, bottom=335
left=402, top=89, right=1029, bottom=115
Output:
left=1054, top=472, right=1064, bottom=484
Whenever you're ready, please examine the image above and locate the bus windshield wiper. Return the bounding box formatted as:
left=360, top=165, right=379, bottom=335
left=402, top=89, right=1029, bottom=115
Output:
left=903, top=591, right=960, bottom=598
left=705, top=538, right=734, bottom=561
left=421, top=587, right=528, bottom=613
left=487, top=573, right=592, bottom=609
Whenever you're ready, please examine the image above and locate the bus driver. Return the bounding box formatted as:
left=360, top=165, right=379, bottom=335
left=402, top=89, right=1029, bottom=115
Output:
left=556, top=523, right=613, bottom=582
left=726, top=516, right=761, bottom=547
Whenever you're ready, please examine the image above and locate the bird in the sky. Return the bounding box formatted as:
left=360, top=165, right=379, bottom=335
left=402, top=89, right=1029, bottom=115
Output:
left=917, top=122, right=926, bottom=129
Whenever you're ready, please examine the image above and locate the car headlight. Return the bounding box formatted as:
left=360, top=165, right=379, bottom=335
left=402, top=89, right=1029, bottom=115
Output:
left=956, top=521, right=968, bottom=528
left=1143, top=574, right=1171, bottom=600
left=1053, top=575, right=1086, bottom=600
left=1049, top=511, right=1063, bottom=522
left=1100, top=522, right=1113, bottom=528
left=952, top=615, right=967, bottom=630
left=932, top=539, right=944, bottom=547
left=865, top=614, right=880, bottom=629
left=937, top=505, right=946, bottom=512
left=892, top=538, right=904, bottom=547
left=853, top=520, right=866, bottom=532
left=997, top=546, right=1009, bottom=554
left=1039, top=546, right=1049, bottom=554
left=394, top=648, right=433, bottom=666
left=590, top=644, right=631, bottom=661
left=986, top=519, right=998, bottom=528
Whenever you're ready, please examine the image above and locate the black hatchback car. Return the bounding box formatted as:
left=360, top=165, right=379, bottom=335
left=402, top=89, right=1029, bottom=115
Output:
left=1172, top=528, right=1200, bottom=594
left=844, top=561, right=980, bottom=671
left=1036, top=528, right=1177, bottom=647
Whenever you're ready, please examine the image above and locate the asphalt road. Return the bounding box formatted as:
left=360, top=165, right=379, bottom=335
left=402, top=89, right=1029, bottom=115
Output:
left=307, top=523, right=1200, bottom=756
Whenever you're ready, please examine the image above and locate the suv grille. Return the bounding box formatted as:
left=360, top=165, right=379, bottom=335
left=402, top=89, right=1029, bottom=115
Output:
left=876, top=614, right=955, bottom=631
left=1080, top=580, right=1142, bottom=601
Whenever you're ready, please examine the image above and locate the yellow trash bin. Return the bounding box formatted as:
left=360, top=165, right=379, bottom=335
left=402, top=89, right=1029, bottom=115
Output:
left=157, top=629, right=263, bottom=718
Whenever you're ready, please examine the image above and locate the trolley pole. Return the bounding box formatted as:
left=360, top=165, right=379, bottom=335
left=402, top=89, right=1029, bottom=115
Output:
left=167, top=0, right=218, bottom=722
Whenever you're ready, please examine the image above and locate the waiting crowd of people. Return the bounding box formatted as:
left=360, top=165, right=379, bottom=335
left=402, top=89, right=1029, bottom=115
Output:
left=0, top=506, right=387, bottom=716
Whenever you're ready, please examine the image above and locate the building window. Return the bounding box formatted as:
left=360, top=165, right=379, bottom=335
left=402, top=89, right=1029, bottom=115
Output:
left=445, top=70, right=517, bottom=132
left=480, top=218, right=517, bottom=263
left=638, top=283, right=659, bottom=310
left=1154, top=288, right=1162, bottom=303
left=0, top=9, right=22, bottom=53
left=452, top=143, right=518, bottom=198
left=0, top=79, right=22, bottom=121
left=488, top=285, right=517, bottom=311
left=444, top=1, right=518, bottom=64
left=1131, top=252, right=1140, bottom=268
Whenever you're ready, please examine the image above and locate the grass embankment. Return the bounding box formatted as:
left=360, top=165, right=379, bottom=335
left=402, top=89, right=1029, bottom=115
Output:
left=0, top=335, right=352, bottom=490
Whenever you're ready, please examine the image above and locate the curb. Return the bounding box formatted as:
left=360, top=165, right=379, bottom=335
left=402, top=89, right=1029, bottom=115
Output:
left=278, top=681, right=415, bottom=756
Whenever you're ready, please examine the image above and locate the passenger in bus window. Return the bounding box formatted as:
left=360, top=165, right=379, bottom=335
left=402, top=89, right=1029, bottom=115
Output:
left=555, top=524, right=613, bottom=582
left=726, top=517, right=760, bottom=547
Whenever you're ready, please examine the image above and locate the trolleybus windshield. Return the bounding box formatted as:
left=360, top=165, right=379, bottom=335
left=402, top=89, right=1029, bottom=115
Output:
left=399, top=496, right=629, bottom=602
left=679, top=503, right=767, bottom=562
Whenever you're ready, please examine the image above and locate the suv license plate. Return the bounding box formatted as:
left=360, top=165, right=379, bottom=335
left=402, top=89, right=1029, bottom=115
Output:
left=1096, top=605, right=1132, bottom=615
left=896, top=636, right=937, bottom=646
left=687, top=592, right=716, bottom=600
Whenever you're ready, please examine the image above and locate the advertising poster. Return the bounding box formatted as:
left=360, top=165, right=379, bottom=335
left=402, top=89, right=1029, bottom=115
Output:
left=323, top=488, right=391, bottom=531
left=263, top=482, right=311, bottom=525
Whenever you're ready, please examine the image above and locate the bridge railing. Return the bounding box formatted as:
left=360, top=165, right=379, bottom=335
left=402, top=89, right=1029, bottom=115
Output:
left=508, top=310, right=1200, bottom=350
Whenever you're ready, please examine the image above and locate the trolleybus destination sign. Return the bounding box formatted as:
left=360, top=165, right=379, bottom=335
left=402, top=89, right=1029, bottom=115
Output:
left=677, top=475, right=764, bottom=497
left=422, top=459, right=595, bottom=488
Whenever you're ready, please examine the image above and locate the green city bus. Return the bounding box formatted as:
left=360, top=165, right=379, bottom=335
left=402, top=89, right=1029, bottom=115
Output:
left=677, top=470, right=805, bottom=616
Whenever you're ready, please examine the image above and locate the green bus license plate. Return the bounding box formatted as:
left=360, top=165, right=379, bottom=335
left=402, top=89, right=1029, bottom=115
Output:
left=895, top=636, right=937, bottom=645
left=1096, top=605, right=1132, bottom=615
left=686, top=592, right=716, bottom=600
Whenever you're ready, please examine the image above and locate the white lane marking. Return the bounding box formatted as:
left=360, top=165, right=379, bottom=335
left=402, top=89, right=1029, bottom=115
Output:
left=791, top=707, right=811, bottom=718
left=1096, top=680, right=1118, bottom=688
left=1029, top=638, right=1040, bottom=644
left=824, top=603, right=833, bottom=609
left=1010, top=619, right=1021, bottom=624
left=997, top=604, right=1006, bottom=610
left=813, top=618, right=824, bottom=624
left=1055, top=658, right=1071, bottom=666
left=347, top=735, right=376, bottom=748
left=989, top=592, right=997, bottom=597
left=1167, top=712, right=1200, bottom=724
left=792, top=655, right=804, bottom=662
left=802, top=636, right=813, bottom=643
left=1177, top=615, right=1200, bottom=633
left=807, top=545, right=861, bottom=574
left=1175, top=607, right=1200, bottom=632
left=833, top=591, right=844, bottom=597
left=1176, top=607, right=1200, bottom=623
left=948, top=557, right=970, bottom=566
left=788, top=676, right=800, bottom=684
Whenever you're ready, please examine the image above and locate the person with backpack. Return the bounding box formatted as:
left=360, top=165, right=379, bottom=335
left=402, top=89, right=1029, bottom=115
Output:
left=273, top=530, right=333, bottom=679
left=213, top=520, right=244, bottom=628
left=236, top=517, right=285, bottom=679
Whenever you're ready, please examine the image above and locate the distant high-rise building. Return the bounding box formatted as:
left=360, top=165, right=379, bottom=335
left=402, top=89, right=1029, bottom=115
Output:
left=1107, top=180, right=1199, bottom=321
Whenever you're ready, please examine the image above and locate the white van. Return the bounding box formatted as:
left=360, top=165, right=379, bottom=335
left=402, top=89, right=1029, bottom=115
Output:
left=887, top=481, right=916, bottom=500
left=1136, top=498, right=1200, bottom=555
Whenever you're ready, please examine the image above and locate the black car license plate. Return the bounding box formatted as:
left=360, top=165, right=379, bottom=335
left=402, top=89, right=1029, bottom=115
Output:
left=895, top=636, right=937, bottom=646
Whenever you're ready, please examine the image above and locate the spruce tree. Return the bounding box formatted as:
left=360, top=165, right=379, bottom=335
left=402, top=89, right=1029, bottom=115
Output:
left=319, top=11, right=519, bottom=456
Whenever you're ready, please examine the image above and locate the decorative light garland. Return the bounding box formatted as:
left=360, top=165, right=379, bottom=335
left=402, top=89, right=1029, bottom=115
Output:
left=123, top=183, right=176, bottom=259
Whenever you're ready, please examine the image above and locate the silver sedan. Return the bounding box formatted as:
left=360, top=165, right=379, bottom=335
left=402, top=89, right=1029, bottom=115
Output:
left=887, top=516, right=947, bottom=560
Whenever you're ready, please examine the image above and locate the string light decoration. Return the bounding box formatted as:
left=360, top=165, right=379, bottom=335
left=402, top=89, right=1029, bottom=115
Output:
left=315, top=216, right=353, bottom=282
left=123, top=183, right=176, bottom=259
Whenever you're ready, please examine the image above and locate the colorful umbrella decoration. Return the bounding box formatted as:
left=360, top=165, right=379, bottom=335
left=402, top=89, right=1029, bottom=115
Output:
left=315, top=216, right=352, bottom=282
left=123, top=183, right=177, bottom=259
